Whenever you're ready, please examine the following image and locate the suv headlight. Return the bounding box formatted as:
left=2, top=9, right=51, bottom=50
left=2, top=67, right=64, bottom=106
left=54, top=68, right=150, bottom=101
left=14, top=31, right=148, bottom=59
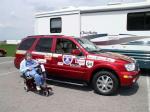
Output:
left=125, top=63, right=135, bottom=71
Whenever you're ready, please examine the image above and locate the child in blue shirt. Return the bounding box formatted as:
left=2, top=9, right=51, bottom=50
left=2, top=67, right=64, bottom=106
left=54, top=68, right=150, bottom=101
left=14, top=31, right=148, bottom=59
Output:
left=20, top=52, right=44, bottom=90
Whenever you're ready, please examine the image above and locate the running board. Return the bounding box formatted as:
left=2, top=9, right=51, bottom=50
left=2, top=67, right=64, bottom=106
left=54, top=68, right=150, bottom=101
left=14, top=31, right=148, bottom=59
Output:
left=46, top=78, right=88, bottom=87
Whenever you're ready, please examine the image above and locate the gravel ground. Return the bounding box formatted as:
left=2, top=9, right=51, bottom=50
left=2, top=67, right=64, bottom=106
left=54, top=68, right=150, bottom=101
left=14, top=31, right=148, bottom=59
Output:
left=0, top=57, right=149, bottom=112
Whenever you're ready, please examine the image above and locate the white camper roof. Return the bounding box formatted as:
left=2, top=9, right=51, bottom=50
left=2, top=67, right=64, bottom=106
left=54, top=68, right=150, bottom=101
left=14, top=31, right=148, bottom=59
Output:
left=35, top=2, right=150, bottom=18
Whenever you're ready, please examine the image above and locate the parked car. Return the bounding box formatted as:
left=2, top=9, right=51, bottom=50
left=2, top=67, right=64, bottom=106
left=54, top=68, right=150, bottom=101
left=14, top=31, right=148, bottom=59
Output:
left=14, top=35, right=140, bottom=95
left=98, top=37, right=150, bottom=69
left=0, top=49, right=7, bottom=57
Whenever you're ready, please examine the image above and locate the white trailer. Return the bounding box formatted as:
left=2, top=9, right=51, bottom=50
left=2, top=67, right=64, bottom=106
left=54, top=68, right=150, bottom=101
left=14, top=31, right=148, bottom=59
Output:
left=35, top=1, right=150, bottom=37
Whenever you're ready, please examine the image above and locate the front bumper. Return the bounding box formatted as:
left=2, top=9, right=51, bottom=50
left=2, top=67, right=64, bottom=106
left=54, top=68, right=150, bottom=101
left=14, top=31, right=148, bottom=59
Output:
left=119, top=71, right=140, bottom=86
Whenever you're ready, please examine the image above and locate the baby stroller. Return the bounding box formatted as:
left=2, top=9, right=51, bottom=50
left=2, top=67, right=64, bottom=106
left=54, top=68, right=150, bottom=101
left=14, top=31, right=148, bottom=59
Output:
left=23, top=64, right=53, bottom=96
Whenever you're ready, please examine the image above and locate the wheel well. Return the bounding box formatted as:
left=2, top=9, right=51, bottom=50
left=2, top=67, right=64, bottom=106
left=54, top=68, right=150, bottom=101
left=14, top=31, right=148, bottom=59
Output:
left=90, top=68, right=120, bottom=87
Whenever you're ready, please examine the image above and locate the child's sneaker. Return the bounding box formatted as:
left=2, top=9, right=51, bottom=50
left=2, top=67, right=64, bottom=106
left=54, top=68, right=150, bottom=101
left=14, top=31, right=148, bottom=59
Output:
left=36, top=86, right=41, bottom=91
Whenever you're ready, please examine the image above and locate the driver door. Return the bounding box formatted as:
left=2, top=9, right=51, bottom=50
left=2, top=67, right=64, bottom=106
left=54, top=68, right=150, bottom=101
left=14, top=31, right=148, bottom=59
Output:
left=51, top=38, right=87, bottom=79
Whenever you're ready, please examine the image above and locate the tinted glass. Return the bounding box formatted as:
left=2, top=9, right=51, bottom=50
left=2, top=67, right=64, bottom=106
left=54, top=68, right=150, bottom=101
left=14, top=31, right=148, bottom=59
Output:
left=56, top=38, right=77, bottom=54
left=127, top=11, right=150, bottom=30
left=127, top=12, right=145, bottom=30
left=145, top=12, right=150, bottom=29
left=50, top=18, right=62, bottom=33
left=35, top=38, right=52, bottom=52
left=18, top=38, right=36, bottom=50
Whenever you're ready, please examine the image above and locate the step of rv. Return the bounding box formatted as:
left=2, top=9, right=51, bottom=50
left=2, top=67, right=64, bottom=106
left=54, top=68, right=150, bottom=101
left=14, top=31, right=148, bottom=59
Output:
left=46, top=77, right=88, bottom=87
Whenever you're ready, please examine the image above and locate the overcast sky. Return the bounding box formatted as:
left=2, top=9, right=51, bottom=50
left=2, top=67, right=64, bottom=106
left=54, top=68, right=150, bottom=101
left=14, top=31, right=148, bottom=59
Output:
left=0, top=0, right=145, bottom=40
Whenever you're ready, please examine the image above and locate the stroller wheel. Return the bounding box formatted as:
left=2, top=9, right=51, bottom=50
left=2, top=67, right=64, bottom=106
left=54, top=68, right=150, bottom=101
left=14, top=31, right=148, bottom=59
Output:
left=24, top=85, right=29, bottom=92
left=43, top=90, right=50, bottom=96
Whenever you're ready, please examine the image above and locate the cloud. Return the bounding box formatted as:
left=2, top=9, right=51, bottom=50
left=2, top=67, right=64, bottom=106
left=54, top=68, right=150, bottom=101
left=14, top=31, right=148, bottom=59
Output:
left=23, top=0, right=110, bottom=12
left=0, top=0, right=34, bottom=40
left=0, top=23, right=14, bottom=28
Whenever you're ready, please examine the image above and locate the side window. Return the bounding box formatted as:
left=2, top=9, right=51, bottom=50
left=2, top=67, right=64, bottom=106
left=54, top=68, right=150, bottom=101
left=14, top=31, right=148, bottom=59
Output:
left=127, top=11, right=150, bottom=30
left=145, top=12, right=150, bottom=29
left=50, top=17, right=62, bottom=33
left=35, top=38, right=52, bottom=53
left=18, top=38, right=36, bottom=50
left=127, top=12, right=145, bottom=30
left=55, top=38, right=78, bottom=54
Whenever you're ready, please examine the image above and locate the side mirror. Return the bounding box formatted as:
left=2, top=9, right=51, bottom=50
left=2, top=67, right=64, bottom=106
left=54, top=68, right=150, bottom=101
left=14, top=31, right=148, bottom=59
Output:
left=71, top=49, right=81, bottom=56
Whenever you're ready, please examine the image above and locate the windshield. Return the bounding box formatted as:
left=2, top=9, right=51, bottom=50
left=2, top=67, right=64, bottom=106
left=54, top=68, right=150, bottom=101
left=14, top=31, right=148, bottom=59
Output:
left=76, top=38, right=100, bottom=52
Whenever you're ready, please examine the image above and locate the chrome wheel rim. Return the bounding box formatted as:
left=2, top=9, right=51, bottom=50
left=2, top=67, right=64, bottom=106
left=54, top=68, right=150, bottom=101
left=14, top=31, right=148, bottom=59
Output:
left=96, top=75, right=113, bottom=93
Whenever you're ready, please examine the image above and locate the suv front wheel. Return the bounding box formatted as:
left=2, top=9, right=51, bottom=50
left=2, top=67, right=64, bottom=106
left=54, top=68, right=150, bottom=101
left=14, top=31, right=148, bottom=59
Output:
left=92, top=70, right=119, bottom=95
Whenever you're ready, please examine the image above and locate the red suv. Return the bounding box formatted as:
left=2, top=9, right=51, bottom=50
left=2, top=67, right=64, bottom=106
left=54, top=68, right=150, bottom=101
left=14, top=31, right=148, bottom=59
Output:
left=14, top=35, right=140, bottom=95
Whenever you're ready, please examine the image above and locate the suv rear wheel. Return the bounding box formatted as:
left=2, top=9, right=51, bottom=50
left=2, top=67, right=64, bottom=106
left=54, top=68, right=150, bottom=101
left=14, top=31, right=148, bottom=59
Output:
left=92, top=70, right=119, bottom=95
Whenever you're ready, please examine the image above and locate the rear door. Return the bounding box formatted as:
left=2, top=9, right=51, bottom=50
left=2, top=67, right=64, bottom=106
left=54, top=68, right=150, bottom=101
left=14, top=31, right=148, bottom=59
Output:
left=51, top=37, right=87, bottom=79
left=32, top=37, right=53, bottom=73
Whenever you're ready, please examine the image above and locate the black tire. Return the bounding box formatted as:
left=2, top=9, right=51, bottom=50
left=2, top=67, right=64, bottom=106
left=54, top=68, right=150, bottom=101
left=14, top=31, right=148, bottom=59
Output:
left=24, top=85, right=29, bottom=92
left=43, top=90, right=50, bottom=96
left=92, top=70, right=119, bottom=95
left=0, top=52, right=3, bottom=57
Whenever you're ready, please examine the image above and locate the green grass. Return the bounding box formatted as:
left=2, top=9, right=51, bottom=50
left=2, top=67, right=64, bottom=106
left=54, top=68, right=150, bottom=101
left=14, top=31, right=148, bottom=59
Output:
left=0, top=44, right=17, bottom=57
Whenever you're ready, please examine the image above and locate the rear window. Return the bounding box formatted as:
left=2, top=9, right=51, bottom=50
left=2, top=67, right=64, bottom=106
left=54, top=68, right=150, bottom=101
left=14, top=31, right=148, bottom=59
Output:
left=18, top=38, right=36, bottom=50
left=35, top=38, right=52, bottom=53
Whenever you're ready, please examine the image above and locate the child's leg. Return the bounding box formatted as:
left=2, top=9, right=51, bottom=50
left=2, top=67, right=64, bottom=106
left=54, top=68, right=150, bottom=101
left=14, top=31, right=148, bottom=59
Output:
left=34, top=74, right=42, bottom=86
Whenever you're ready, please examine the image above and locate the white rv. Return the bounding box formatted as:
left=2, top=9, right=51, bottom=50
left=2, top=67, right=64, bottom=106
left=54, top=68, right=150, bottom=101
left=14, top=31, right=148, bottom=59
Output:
left=35, top=2, right=150, bottom=69
left=35, top=2, right=150, bottom=37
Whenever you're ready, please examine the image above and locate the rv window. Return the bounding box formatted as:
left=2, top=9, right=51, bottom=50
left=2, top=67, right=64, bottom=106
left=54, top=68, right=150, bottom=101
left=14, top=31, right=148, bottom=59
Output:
left=35, top=38, right=52, bottom=53
left=145, top=12, right=150, bottom=29
left=18, top=38, right=36, bottom=50
left=50, top=18, right=62, bottom=33
left=127, top=12, right=145, bottom=30
left=127, top=11, right=150, bottom=30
